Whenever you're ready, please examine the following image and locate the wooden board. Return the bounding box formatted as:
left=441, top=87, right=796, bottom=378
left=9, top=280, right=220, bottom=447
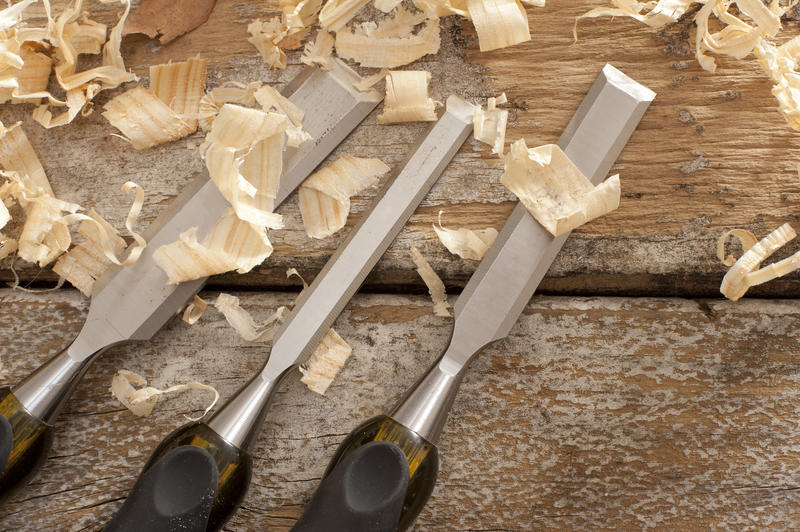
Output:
left=2, top=289, right=800, bottom=530
left=3, top=0, right=800, bottom=297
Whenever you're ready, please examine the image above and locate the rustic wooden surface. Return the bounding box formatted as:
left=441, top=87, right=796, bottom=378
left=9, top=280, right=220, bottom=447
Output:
left=3, top=0, right=800, bottom=297
left=3, top=0, right=800, bottom=530
left=4, top=289, right=800, bottom=531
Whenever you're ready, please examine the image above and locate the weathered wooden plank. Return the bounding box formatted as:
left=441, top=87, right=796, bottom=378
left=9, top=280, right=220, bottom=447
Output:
left=2, top=289, right=800, bottom=530
left=3, top=1, right=800, bottom=296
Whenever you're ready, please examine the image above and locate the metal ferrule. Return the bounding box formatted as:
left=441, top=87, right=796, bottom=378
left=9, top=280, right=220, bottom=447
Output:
left=389, top=339, right=479, bottom=445
left=206, top=367, right=293, bottom=452
left=12, top=344, right=104, bottom=423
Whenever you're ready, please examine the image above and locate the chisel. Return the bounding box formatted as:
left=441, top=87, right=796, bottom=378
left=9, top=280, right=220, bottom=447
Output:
left=0, top=59, right=382, bottom=503
left=296, top=64, right=655, bottom=532
left=102, top=95, right=476, bottom=531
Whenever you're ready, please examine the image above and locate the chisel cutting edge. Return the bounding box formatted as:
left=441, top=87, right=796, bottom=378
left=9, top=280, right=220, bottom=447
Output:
left=0, top=59, right=383, bottom=504
left=296, top=65, right=656, bottom=532
left=103, top=95, right=476, bottom=531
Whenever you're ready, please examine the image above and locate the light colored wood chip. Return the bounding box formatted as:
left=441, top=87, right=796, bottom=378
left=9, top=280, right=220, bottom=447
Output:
left=378, top=70, right=437, bottom=124
left=410, top=245, right=451, bottom=317
left=501, top=140, right=621, bottom=237
left=300, top=328, right=353, bottom=395
left=102, top=87, right=194, bottom=149
left=298, top=155, right=390, bottom=239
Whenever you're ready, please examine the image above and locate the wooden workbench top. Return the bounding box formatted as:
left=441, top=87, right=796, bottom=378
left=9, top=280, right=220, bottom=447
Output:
left=2, top=0, right=800, bottom=530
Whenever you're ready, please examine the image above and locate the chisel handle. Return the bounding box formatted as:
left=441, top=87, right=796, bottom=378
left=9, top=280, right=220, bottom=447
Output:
left=105, top=422, right=252, bottom=532
left=321, top=415, right=439, bottom=531
left=0, top=388, right=54, bottom=505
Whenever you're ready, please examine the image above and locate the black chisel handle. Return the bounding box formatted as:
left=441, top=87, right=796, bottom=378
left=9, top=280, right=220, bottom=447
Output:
left=0, top=387, right=54, bottom=505
left=107, top=422, right=252, bottom=532
left=105, top=445, right=219, bottom=532
left=292, top=441, right=409, bottom=532
left=320, top=415, right=439, bottom=532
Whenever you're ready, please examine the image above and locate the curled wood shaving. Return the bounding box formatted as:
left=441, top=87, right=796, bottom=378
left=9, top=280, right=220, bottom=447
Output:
left=0, top=122, right=77, bottom=266
left=575, top=0, right=690, bottom=39
left=52, top=182, right=147, bottom=296
left=301, top=30, right=335, bottom=70
left=299, top=328, right=352, bottom=395
left=214, top=292, right=288, bottom=342
left=720, top=223, right=800, bottom=301
left=467, top=0, right=531, bottom=52
left=0, top=45, right=53, bottom=104
left=34, top=0, right=137, bottom=128
left=335, top=13, right=441, bottom=68
left=198, top=81, right=261, bottom=131
left=319, top=0, right=371, bottom=31
left=717, top=228, right=758, bottom=267
left=248, top=0, right=322, bottom=71
left=103, top=86, right=194, bottom=150
left=754, top=36, right=800, bottom=131
left=248, top=18, right=291, bottom=70
left=202, top=104, right=289, bottom=226
left=501, top=140, right=621, bottom=237
left=149, top=57, right=207, bottom=130
left=433, top=210, right=498, bottom=260
left=153, top=208, right=275, bottom=284
left=253, top=84, right=312, bottom=147
left=283, top=0, right=324, bottom=30
left=474, top=92, right=508, bottom=155
left=110, top=369, right=219, bottom=420
left=410, top=246, right=451, bottom=317
left=378, top=70, right=437, bottom=124
left=298, top=155, right=390, bottom=239
left=182, top=294, right=208, bottom=325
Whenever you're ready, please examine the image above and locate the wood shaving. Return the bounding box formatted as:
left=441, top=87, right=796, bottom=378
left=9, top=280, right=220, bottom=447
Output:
left=298, top=155, right=390, bottom=239
left=378, top=70, right=437, bottom=124
left=335, top=13, right=441, bottom=68
left=501, top=140, right=621, bottom=237
left=299, top=328, right=352, bottom=395
left=182, top=294, right=208, bottom=325
left=110, top=369, right=219, bottom=420
left=467, top=0, right=530, bottom=52
left=410, top=246, right=451, bottom=317
left=153, top=208, right=275, bottom=284
left=202, top=104, right=289, bottom=226
left=198, top=81, right=261, bottom=131
left=102, top=86, right=194, bottom=150
left=717, top=228, right=758, bottom=267
left=150, top=57, right=208, bottom=130
left=473, top=92, right=508, bottom=155
left=0, top=122, right=77, bottom=266
left=34, top=0, right=137, bottom=129
left=248, top=18, right=291, bottom=70
left=433, top=210, right=498, bottom=260
left=124, top=0, right=216, bottom=44
left=253, top=84, right=312, bottom=147
left=52, top=182, right=147, bottom=296
left=319, top=0, right=371, bottom=31
left=248, top=0, right=322, bottom=70
left=720, top=223, right=800, bottom=301
left=301, top=30, right=335, bottom=70
left=214, top=292, right=287, bottom=342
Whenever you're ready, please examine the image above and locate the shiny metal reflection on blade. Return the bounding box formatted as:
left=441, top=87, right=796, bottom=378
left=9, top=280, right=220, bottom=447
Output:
left=259, top=95, right=476, bottom=383
left=67, top=61, right=382, bottom=362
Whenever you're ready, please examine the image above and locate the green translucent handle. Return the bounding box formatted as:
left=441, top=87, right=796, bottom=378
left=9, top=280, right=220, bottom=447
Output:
left=139, top=422, right=252, bottom=531
left=0, top=387, right=54, bottom=505
left=325, top=415, right=439, bottom=531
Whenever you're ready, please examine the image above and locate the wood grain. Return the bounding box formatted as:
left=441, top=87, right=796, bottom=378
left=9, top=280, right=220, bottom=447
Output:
left=2, top=289, right=800, bottom=530
left=4, top=0, right=800, bottom=296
